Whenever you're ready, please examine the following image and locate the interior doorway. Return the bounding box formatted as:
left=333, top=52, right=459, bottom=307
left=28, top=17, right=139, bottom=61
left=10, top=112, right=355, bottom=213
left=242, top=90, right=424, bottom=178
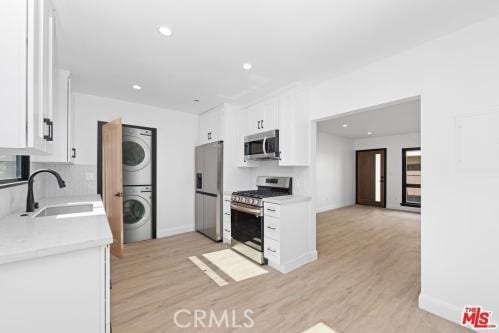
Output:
left=356, top=148, right=386, bottom=208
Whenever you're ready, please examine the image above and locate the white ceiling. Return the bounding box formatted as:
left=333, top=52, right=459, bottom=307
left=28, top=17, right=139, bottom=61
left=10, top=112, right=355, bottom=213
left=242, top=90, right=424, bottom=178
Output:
left=52, top=0, right=499, bottom=114
left=317, top=99, right=420, bottom=139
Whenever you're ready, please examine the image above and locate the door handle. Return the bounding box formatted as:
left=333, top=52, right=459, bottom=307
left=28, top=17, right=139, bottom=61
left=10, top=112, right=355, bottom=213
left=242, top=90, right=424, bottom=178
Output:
left=115, top=192, right=124, bottom=197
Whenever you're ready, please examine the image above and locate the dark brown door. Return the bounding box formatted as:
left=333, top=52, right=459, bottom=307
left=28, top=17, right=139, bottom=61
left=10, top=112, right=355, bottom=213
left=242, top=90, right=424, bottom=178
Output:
left=356, top=149, right=386, bottom=207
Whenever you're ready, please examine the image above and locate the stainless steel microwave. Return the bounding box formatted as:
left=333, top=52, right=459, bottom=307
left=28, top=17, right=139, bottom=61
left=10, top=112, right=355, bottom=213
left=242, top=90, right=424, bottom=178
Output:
left=244, top=129, right=279, bottom=160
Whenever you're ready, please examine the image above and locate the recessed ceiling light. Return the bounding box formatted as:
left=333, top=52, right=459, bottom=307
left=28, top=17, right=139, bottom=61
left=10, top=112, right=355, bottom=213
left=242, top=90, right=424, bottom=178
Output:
left=242, top=63, right=252, bottom=70
left=342, top=124, right=348, bottom=128
left=367, top=131, right=373, bottom=135
left=132, top=84, right=142, bottom=90
left=158, top=26, right=173, bottom=37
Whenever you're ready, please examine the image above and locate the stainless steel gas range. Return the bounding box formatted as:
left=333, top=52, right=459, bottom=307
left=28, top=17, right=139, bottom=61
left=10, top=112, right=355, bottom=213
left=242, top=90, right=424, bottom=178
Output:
left=230, top=176, right=292, bottom=264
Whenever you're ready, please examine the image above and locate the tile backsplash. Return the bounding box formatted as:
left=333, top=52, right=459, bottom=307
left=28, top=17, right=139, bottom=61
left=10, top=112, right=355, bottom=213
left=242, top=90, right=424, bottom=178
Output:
left=0, top=184, right=29, bottom=219
left=31, top=163, right=97, bottom=198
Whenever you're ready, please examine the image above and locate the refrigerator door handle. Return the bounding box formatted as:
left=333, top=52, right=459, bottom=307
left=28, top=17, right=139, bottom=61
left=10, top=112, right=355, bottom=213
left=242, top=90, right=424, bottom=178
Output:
left=196, top=173, right=203, bottom=190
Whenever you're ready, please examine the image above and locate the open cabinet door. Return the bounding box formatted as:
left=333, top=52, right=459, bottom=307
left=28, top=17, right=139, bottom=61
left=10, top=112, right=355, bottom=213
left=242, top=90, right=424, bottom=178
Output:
left=102, top=118, right=124, bottom=257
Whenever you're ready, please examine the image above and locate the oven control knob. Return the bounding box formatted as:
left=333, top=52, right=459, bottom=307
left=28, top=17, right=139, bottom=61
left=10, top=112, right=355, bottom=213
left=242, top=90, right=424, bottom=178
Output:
left=250, top=199, right=256, bottom=205
left=242, top=198, right=246, bottom=203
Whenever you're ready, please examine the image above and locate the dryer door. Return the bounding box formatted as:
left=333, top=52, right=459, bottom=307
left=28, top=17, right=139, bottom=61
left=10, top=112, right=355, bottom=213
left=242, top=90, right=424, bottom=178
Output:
left=122, top=134, right=151, bottom=172
left=123, top=194, right=151, bottom=230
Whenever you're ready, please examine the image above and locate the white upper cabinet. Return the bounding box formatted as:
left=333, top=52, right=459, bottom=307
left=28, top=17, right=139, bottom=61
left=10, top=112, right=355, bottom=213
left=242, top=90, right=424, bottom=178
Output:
left=234, top=84, right=310, bottom=166
left=33, top=70, right=76, bottom=163
left=235, top=107, right=257, bottom=168
left=198, top=105, right=224, bottom=145
left=246, top=98, right=279, bottom=135
left=0, top=0, right=55, bottom=154
left=278, top=86, right=310, bottom=166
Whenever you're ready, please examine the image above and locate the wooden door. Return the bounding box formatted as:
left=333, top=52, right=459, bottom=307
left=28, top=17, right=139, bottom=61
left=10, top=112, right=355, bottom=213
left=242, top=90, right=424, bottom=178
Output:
left=356, top=149, right=386, bottom=207
left=102, top=118, right=124, bottom=257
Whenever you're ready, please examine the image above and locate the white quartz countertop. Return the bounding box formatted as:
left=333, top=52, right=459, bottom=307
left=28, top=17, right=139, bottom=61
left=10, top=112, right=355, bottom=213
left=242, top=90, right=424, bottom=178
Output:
left=0, top=195, right=112, bottom=265
left=263, top=195, right=312, bottom=205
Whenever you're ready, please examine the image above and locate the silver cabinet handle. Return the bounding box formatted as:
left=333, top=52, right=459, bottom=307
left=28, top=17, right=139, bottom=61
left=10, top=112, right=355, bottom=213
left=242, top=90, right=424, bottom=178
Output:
left=267, top=248, right=276, bottom=253
left=224, top=212, right=230, bottom=216
left=224, top=228, right=230, bottom=232
left=266, top=208, right=276, bottom=212
left=267, top=226, right=276, bottom=230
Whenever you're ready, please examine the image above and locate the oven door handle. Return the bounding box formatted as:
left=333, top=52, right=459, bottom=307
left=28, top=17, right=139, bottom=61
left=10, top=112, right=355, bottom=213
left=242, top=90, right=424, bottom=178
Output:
left=231, top=204, right=262, bottom=217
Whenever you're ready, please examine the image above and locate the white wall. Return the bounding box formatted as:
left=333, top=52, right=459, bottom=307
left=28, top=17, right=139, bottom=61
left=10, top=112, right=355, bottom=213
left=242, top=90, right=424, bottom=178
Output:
left=72, top=93, right=199, bottom=237
left=308, top=15, right=499, bottom=325
left=248, top=162, right=310, bottom=195
left=354, top=132, right=421, bottom=212
left=315, top=132, right=355, bottom=212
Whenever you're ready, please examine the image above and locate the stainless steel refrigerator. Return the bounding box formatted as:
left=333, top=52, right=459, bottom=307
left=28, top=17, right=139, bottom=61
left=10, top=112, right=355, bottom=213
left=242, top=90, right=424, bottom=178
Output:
left=195, top=141, right=223, bottom=241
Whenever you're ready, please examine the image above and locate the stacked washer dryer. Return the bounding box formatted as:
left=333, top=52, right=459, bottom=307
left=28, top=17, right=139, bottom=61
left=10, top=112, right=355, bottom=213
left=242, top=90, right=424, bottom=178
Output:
left=122, top=126, right=154, bottom=243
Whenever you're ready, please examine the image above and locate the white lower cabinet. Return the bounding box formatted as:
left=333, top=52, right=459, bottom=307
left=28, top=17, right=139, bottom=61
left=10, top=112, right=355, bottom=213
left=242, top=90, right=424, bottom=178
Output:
left=263, top=197, right=316, bottom=273
left=223, top=195, right=232, bottom=244
left=0, top=245, right=110, bottom=333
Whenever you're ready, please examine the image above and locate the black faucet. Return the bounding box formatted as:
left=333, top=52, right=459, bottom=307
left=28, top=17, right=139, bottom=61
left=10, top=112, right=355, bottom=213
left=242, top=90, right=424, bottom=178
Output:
left=26, top=169, right=66, bottom=212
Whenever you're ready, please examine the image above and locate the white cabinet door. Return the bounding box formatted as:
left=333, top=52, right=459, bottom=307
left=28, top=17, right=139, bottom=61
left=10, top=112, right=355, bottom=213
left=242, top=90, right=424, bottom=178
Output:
left=26, top=0, right=46, bottom=153
left=199, top=106, right=224, bottom=144
left=278, top=87, right=310, bottom=166
left=261, top=99, right=279, bottom=132
left=235, top=108, right=258, bottom=167
left=0, top=0, right=28, bottom=149
left=0, top=0, right=54, bottom=154
left=67, top=75, right=76, bottom=162
left=40, top=0, right=55, bottom=154
left=246, top=104, right=264, bottom=135
left=33, top=69, right=73, bottom=163
left=199, top=111, right=210, bottom=144
left=210, top=108, right=223, bottom=142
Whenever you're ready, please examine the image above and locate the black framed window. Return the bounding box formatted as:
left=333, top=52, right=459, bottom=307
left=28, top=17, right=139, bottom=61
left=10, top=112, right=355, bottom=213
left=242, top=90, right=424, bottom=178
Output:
left=401, top=147, right=421, bottom=207
left=0, top=155, right=30, bottom=188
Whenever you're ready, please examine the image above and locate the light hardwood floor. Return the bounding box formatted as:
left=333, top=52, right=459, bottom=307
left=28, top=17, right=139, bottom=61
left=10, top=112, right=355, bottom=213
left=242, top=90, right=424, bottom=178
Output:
left=111, top=205, right=469, bottom=333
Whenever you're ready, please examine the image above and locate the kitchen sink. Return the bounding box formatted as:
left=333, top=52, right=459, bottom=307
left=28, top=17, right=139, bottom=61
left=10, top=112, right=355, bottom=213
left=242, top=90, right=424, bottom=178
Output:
left=34, top=204, right=94, bottom=218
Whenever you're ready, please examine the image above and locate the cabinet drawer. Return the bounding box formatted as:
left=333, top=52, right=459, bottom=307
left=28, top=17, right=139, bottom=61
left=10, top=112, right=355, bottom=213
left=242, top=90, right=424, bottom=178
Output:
left=264, top=237, right=280, bottom=263
left=264, top=216, right=280, bottom=241
left=264, top=203, right=280, bottom=217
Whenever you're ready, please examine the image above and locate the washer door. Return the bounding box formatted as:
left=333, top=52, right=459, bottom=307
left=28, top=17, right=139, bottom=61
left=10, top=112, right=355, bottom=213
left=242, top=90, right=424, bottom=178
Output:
left=122, top=135, right=151, bottom=172
left=123, top=195, right=151, bottom=230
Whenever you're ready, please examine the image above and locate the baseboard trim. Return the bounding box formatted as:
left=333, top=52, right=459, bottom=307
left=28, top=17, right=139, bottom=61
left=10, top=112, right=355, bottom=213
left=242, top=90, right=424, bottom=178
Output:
left=316, top=203, right=354, bottom=213
left=271, top=251, right=318, bottom=274
left=157, top=225, right=195, bottom=238
left=418, top=293, right=464, bottom=327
